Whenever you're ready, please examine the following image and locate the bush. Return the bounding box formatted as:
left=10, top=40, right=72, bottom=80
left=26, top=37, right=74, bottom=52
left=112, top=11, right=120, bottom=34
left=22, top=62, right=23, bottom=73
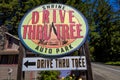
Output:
left=105, top=61, right=120, bottom=66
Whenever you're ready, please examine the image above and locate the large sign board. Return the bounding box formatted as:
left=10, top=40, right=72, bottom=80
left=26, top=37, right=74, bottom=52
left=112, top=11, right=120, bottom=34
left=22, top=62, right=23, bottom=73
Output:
left=22, top=56, right=87, bottom=71
left=18, top=4, right=88, bottom=57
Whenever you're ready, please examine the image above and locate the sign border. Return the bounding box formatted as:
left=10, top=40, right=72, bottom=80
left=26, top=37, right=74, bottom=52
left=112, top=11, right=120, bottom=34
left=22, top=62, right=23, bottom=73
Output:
left=18, top=3, right=89, bottom=58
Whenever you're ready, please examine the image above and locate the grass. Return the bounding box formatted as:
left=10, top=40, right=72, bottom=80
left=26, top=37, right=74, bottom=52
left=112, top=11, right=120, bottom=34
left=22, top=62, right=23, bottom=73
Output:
left=105, top=61, right=120, bottom=66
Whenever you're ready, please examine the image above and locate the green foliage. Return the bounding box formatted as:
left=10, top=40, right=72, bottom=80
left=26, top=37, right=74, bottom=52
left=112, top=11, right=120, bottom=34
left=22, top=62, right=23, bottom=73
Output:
left=105, top=61, right=120, bottom=66
left=37, top=71, right=60, bottom=80
left=0, top=0, right=51, bottom=35
left=87, top=0, right=120, bottom=62
left=63, top=75, right=76, bottom=80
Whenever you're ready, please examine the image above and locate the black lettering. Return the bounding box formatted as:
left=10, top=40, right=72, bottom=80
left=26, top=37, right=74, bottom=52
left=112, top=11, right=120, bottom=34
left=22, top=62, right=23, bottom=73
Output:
left=66, top=59, right=69, bottom=67
left=82, top=58, right=85, bottom=67
left=47, top=60, right=49, bottom=68
left=58, top=5, right=62, bottom=9
left=72, top=59, right=74, bottom=67
left=37, top=60, right=40, bottom=68
left=62, top=6, right=65, bottom=10
left=56, top=59, right=58, bottom=68
left=45, top=48, right=48, bottom=53
left=35, top=46, right=39, bottom=50
left=75, top=59, right=79, bottom=67
left=50, top=59, right=53, bottom=68
left=59, top=59, right=62, bottom=68
left=56, top=48, right=59, bottom=53
left=42, top=6, right=46, bottom=10
left=49, top=49, right=52, bottom=54
left=41, top=60, right=44, bottom=68
left=47, top=5, right=50, bottom=8
left=44, top=60, right=46, bottom=68
left=42, top=4, right=65, bottom=10
left=79, top=58, right=82, bottom=67
left=51, top=5, right=54, bottom=8
left=40, top=47, right=44, bottom=52
left=65, top=46, right=69, bottom=51
left=69, top=44, right=73, bottom=49
left=63, top=59, right=65, bottom=68
left=55, top=4, right=57, bottom=8
left=61, top=48, right=64, bottom=52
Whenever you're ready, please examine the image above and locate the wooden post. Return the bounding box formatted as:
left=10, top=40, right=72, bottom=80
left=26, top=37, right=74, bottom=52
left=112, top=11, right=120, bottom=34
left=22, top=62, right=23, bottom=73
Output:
left=84, top=41, right=93, bottom=80
left=17, top=43, right=25, bottom=80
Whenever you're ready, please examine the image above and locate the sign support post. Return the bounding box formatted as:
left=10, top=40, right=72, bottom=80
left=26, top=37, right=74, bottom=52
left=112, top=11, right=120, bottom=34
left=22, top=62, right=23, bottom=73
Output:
left=17, top=43, right=25, bottom=80
left=84, top=42, right=93, bottom=80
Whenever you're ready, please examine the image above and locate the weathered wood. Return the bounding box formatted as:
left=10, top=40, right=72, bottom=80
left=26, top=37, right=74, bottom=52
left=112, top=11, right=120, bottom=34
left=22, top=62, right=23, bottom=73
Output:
left=84, top=41, right=93, bottom=80
left=0, top=26, right=7, bottom=50
left=17, top=43, right=25, bottom=80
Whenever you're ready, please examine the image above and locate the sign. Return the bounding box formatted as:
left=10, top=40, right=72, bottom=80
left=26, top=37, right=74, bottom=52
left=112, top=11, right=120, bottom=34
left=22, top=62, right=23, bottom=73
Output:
left=22, top=56, right=87, bottom=71
left=18, top=4, right=88, bottom=57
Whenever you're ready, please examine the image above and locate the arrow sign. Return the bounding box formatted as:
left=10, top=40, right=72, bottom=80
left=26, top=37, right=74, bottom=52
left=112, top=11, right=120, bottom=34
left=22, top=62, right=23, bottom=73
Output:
left=22, top=56, right=87, bottom=71
left=24, top=60, right=36, bottom=68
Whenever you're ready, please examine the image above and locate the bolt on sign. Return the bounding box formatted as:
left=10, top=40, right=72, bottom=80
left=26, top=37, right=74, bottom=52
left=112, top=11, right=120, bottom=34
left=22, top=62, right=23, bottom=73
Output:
left=18, top=4, right=88, bottom=57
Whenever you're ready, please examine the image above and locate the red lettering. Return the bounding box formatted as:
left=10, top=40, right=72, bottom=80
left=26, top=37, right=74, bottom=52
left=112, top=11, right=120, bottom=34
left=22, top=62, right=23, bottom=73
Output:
left=43, top=10, right=49, bottom=23
left=53, top=9, right=56, bottom=23
left=36, top=25, right=43, bottom=40
left=76, top=24, right=83, bottom=38
left=55, top=24, right=83, bottom=40
left=59, top=10, right=66, bottom=23
left=32, top=11, right=39, bottom=24
left=55, top=24, right=61, bottom=40
left=28, top=25, right=35, bottom=39
left=22, top=24, right=83, bottom=40
left=62, top=24, right=69, bottom=39
left=23, top=25, right=28, bottom=39
left=69, top=11, right=75, bottom=23
left=43, top=25, right=51, bottom=40
left=70, top=24, right=76, bottom=39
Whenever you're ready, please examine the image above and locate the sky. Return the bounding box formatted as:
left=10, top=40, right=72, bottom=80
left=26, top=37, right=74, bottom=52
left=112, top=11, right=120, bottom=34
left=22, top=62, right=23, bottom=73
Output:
left=109, top=0, right=120, bottom=11
left=60, top=70, right=71, bottom=78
